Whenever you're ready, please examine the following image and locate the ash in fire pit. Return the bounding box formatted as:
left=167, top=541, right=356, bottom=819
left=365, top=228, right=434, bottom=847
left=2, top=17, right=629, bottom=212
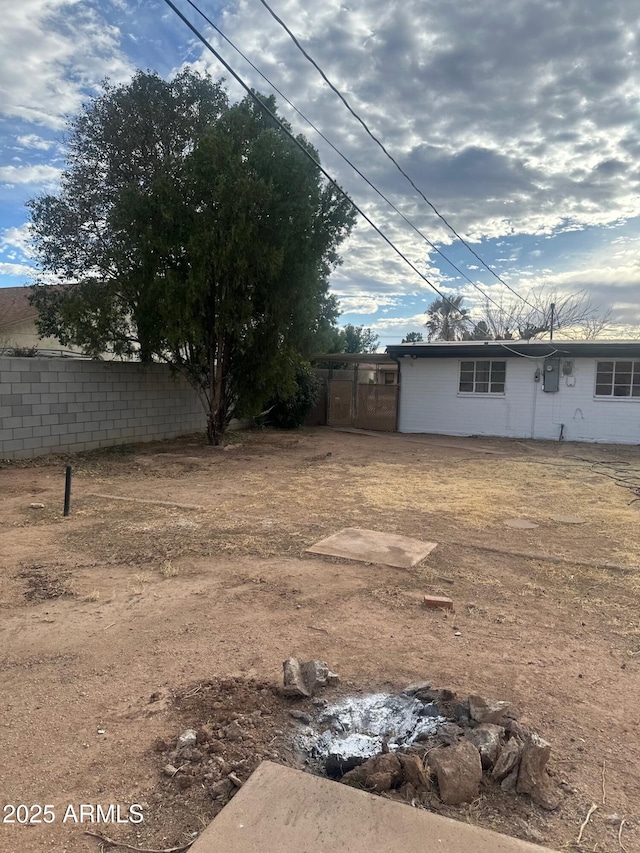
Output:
left=299, top=691, right=446, bottom=777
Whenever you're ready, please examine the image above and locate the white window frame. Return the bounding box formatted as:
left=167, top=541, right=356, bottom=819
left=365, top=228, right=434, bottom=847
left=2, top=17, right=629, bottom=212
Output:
left=458, top=359, right=506, bottom=396
left=594, top=360, right=640, bottom=399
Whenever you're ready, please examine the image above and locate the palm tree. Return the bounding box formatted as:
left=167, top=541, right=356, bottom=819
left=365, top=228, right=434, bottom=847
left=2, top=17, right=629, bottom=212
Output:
left=425, top=296, right=470, bottom=341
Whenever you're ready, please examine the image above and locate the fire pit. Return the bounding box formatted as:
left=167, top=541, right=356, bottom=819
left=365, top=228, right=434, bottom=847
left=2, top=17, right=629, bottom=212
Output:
left=298, top=690, right=446, bottom=777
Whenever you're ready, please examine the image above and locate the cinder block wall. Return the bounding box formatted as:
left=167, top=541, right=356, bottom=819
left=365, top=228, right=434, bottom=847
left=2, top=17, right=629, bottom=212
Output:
left=0, top=357, right=207, bottom=460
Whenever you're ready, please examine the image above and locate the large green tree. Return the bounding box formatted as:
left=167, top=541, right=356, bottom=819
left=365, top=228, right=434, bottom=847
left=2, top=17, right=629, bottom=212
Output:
left=28, top=71, right=355, bottom=444
left=340, top=323, right=379, bottom=353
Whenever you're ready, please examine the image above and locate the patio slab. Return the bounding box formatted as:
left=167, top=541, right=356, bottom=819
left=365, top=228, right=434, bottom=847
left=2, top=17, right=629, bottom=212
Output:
left=306, top=527, right=437, bottom=568
left=189, top=761, right=556, bottom=853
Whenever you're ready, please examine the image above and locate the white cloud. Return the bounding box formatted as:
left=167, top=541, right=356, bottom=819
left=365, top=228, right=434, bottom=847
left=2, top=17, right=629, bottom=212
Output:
left=0, top=164, right=62, bottom=185
left=337, top=294, right=400, bottom=314
left=16, top=134, right=53, bottom=150
left=1, top=223, right=34, bottom=258
left=0, top=0, right=132, bottom=130
left=0, top=261, right=35, bottom=277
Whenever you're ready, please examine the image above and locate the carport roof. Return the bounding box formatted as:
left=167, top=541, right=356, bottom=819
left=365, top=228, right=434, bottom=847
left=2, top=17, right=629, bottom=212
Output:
left=386, top=340, right=640, bottom=359
left=312, top=352, right=396, bottom=364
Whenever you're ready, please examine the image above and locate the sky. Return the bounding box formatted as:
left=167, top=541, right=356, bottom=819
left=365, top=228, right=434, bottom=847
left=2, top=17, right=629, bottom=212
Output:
left=1, top=0, right=640, bottom=349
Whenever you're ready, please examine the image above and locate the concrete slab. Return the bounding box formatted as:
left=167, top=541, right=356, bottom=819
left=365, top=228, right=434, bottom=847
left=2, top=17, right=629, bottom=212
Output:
left=190, top=761, right=556, bottom=853
left=306, top=527, right=437, bottom=568
left=504, top=518, right=539, bottom=529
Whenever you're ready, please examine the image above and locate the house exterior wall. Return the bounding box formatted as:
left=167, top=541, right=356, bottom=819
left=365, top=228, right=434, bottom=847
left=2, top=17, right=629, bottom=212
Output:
left=0, top=357, right=206, bottom=460
left=0, top=319, right=73, bottom=354
left=398, top=356, right=640, bottom=444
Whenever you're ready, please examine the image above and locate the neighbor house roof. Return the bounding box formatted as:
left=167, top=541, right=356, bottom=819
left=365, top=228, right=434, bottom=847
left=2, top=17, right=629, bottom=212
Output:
left=0, top=286, right=37, bottom=329
left=386, top=340, right=640, bottom=359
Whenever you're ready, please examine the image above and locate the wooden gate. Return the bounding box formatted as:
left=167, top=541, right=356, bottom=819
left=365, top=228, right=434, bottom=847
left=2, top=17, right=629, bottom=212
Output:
left=327, top=379, right=353, bottom=427
left=356, top=384, right=398, bottom=431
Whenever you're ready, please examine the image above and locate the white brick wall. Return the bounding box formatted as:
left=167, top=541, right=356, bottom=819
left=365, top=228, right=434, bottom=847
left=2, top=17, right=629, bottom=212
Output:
left=0, top=357, right=207, bottom=459
left=398, top=356, right=640, bottom=444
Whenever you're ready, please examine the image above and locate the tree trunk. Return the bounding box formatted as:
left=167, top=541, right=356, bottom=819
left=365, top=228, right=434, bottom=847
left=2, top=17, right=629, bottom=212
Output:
left=206, top=337, right=228, bottom=446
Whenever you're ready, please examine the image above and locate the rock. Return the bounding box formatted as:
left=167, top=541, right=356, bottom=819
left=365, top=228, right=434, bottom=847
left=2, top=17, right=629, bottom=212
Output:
left=436, top=723, right=464, bottom=746
left=300, top=659, right=340, bottom=693
left=289, top=710, right=312, bottom=724
left=468, top=694, right=510, bottom=725
left=503, top=718, right=529, bottom=740
left=517, top=733, right=560, bottom=810
left=341, top=753, right=404, bottom=793
left=501, top=766, right=519, bottom=792
left=196, top=726, right=213, bottom=744
left=283, top=657, right=339, bottom=697
left=465, top=724, right=504, bottom=770
left=437, top=689, right=456, bottom=702
left=228, top=772, right=243, bottom=788
left=283, top=658, right=311, bottom=697
left=398, top=754, right=431, bottom=791
left=430, top=740, right=483, bottom=805
left=210, top=777, right=234, bottom=799
left=453, top=702, right=470, bottom=725
left=402, top=681, right=432, bottom=696
left=176, top=775, right=193, bottom=790
left=177, top=729, right=198, bottom=749
left=516, top=733, right=551, bottom=793
left=492, top=738, right=523, bottom=783
left=29, top=503, right=45, bottom=509
left=605, top=814, right=623, bottom=827
left=163, top=764, right=179, bottom=777
left=222, top=720, right=244, bottom=741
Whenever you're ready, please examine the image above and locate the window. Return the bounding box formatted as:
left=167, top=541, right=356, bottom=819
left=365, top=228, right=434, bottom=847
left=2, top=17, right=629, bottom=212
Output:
left=383, top=371, right=396, bottom=385
left=595, top=360, right=640, bottom=398
left=459, top=360, right=506, bottom=394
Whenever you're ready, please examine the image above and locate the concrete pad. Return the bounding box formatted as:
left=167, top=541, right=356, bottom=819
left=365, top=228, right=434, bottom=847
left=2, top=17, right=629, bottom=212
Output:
left=504, top=518, right=539, bottom=529
left=306, top=527, right=437, bottom=568
left=190, top=761, right=555, bottom=853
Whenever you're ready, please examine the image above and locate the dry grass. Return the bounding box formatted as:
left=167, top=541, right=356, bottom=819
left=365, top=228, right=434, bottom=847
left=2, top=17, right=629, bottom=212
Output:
left=159, top=560, right=179, bottom=578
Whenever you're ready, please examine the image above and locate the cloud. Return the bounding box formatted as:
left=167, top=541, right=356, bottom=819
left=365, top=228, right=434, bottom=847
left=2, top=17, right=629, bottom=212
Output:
left=0, top=0, right=132, bottom=131
left=2, top=0, right=640, bottom=335
left=1, top=223, right=34, bottom=258
left=0, top=164, right=62, bottom=185
left=337, top=294, right=400, bottom=314
left=0, top=261, right=35, bottom=277
left=16, top=134, right=54, bottom=150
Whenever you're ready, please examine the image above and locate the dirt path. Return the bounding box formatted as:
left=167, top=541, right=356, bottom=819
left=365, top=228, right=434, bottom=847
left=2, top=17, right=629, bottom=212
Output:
left=1, top=428, right=639, bottom=852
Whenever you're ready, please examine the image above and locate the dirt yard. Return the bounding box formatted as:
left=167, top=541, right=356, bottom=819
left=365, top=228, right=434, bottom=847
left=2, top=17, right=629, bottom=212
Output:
left=1, top=426, right=639, bottom=853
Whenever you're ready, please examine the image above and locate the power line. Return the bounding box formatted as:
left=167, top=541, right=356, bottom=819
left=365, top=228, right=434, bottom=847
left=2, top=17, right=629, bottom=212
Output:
left=159, top=0, right=504, bottom=340
left=182, top=0, right=511, bottom=319
left=255, top=0, right=540, bottom=314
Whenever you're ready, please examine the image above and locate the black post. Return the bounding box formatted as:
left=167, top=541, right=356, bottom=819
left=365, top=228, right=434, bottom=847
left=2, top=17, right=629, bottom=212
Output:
left=550, top=302, right=556, bottom=341
left=63, top=465, right=72, bottom=517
